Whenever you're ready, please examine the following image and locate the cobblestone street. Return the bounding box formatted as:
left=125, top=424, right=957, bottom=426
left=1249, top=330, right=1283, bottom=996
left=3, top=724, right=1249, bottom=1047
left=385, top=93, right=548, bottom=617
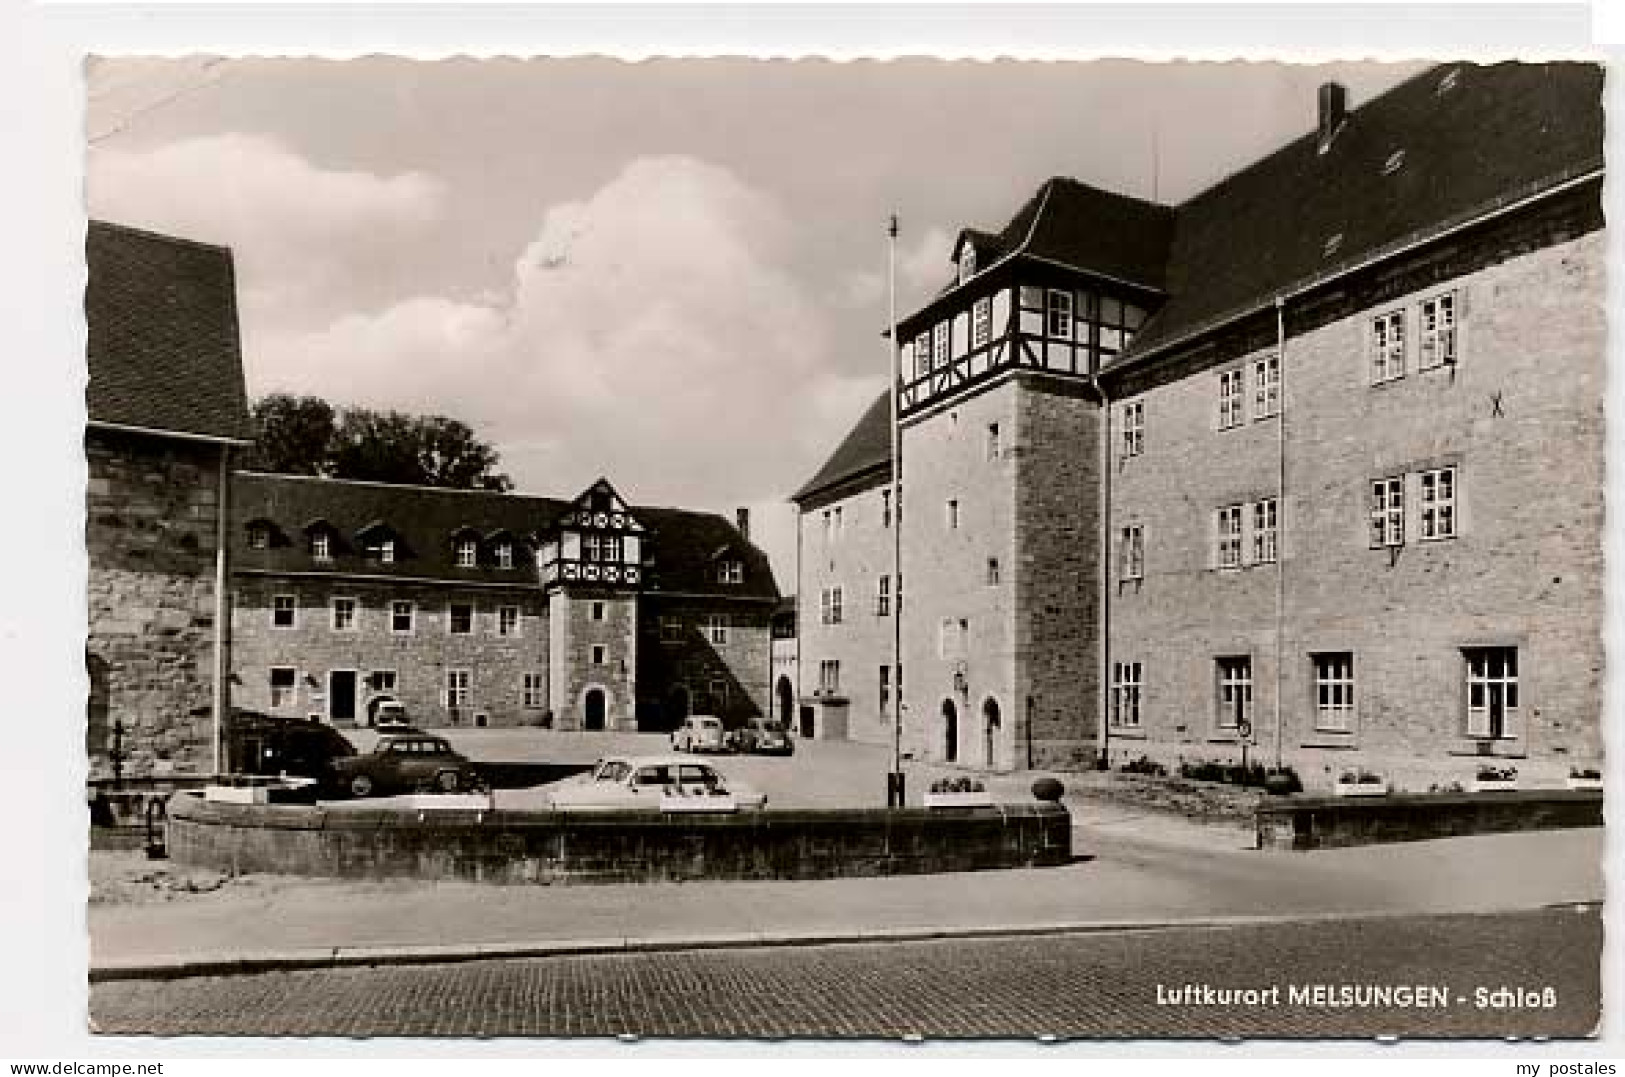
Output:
left=92, top=905, right=1599, bottom=1040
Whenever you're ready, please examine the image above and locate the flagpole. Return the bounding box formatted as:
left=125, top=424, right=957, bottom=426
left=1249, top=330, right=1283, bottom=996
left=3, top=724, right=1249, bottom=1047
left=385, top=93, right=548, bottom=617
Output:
left=887, top=213, right=905, bottom=808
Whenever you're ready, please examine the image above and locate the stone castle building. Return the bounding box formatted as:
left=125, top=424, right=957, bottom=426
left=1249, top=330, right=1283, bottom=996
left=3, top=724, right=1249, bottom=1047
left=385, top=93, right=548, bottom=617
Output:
left=85, top=221, right=253, bottom=778
left=230, top=473, right=779, bottom=732
left=792, top=62, right=1605, bottom=790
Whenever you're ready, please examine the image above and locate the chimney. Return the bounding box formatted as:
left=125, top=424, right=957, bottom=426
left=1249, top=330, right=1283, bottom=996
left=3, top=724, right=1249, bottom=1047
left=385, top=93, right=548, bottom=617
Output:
left=735, top=507, right=750, bottom=541
left=1317, top=81, right=1348, bottom=155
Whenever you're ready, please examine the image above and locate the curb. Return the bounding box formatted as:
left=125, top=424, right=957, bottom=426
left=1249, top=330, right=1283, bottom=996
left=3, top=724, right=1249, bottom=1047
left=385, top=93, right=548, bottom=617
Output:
left=90, top=905, right=1597, bottom=984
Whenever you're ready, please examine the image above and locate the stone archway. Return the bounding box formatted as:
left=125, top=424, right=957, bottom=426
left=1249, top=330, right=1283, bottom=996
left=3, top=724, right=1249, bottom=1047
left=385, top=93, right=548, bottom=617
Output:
left=583, top=688, right=606, bottom=731
left=942, top=698, right=958, bottom=763
left=982, top=697, right=1002, bottom=769
left=776, top=676, right=794, bottom=727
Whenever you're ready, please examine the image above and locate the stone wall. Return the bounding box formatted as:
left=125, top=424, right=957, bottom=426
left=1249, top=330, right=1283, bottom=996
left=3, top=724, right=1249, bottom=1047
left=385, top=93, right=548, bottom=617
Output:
left=637, top=597, right=772, bottom=731
left=86, top=429, right=226, bottom=776
left=1011, top=375, right=1103, bottom=770
left=167, top=793, right=1072, bottom=884
left=796, top=473, right=898, bottom=743
left=1256, top=789, right=1603, bottom=851
left=1105, top=217, right=1605, bottom=791
left=548, top=590, right=637, bottom=731
left=232, top=577, right=547, bottom=729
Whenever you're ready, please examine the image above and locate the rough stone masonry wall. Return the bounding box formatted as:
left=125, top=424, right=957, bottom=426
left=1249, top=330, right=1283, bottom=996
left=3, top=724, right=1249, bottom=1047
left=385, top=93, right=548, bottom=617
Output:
left=232, top=577, right=547, bottom=728
left=1106, top=226, right=1605, bottom=792
left=1011, top=375, right=1103, bottom=770
left=86, top=429, right=224, bottom=776
left=637, top=597, right=771, bottom=731
left=898, top=382, right=1020, bottom=768
left=549, top=590, right=636, bottom=731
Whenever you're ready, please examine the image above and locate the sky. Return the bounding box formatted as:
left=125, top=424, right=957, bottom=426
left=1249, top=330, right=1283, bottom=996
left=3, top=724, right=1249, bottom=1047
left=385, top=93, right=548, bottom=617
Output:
left=84, top=56, right=1429, bottom=589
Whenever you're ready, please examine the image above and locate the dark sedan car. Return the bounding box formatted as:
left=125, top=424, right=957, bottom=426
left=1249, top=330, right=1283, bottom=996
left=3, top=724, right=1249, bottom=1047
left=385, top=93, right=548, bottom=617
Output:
left=328, top=734, right=482, bottom=798
left=727, top=720, right=795, bottom=756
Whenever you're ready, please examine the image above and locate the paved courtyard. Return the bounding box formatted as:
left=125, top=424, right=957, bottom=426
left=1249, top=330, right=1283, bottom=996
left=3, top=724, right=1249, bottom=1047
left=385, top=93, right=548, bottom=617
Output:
left=344, top=727, right=1057, bottom=811
left=92, top=906, right=1601, bottom=1039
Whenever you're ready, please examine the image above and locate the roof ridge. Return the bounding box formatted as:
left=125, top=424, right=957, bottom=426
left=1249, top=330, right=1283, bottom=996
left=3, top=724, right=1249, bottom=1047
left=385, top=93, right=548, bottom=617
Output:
left=89, top=218, right=234, bottom=258
left=234, top=471, right=561, bottom=501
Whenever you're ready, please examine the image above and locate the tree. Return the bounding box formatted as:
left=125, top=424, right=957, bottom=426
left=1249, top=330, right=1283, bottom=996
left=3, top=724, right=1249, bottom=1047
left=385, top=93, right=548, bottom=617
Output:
left=246, top=394, right=335, bottom=475
left=245, top=394, right=513, bottom=492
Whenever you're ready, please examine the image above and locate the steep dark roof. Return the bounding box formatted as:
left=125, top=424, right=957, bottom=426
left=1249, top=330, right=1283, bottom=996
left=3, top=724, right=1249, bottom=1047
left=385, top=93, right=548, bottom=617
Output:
left=1015, top=177, right=1173, bottom=290
left=233, top=472, right=779, bottom=601
left=85, top=221, right=251, bottom=441
left=790, top=392, right=892, bottom=503
left=1123, top=61, right=1604, bottom=360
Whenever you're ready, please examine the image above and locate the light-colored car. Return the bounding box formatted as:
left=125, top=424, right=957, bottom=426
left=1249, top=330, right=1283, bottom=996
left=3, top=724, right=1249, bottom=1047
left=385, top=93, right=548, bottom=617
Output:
left=544, top=754, right=767, bottom=811
left=670, top=715, right=727, bottom=753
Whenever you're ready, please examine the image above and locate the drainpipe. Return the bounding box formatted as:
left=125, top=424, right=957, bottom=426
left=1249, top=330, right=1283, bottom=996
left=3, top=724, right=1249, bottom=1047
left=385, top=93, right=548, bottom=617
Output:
left=1273, top=296, right=1287, bottom=769
left=212, top=446, right=231, bottom=777
left=1098, top=381, right=1113, bottom=769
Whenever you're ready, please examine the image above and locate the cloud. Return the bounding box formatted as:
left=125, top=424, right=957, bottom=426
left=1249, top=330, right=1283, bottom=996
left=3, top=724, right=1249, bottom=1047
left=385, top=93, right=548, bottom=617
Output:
left=898, top=225, right=952, bottom=290
left=255, top=155, right=880, bottom=529
left=88, top=133, right=447, bottom=324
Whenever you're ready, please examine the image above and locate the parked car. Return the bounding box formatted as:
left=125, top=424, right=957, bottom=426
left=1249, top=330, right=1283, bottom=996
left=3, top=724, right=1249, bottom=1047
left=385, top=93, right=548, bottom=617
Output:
left=219, top=707, right=357, bottom=781
left=544, top=755, right=766, bottom=811
left=727, top=719, right=794, bottom=756
left=670, top=715, right=728, bottom=753
left=371, top=699, right=419, bottom=734
left=328, top=734, right=482, bottom=798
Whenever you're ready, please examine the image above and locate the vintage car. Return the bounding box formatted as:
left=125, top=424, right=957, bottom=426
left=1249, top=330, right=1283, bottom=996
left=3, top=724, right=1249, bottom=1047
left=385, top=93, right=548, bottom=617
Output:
left=670, top=715, right=728, bottom=753
left=328, top=733, right=483, bottom=798
left=544, top=755, right=766, bottom=811
left=726, top=719, right=794, bottom=756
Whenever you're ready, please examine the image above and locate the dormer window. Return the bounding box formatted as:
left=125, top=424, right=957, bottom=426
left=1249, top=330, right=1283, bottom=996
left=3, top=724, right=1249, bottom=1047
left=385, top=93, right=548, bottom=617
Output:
left=718, top=560, right=744, bottom=585
left=456, top=539, right=478, bottom=568
left=495, top=542, right=514, bottom=570
left=378, top=539, right=395, bottom=564
left=311, top=532, right=331, bottom=562
left=958, top=245, right=977, bottom=285
left=247, top=524, right=270, bottom=550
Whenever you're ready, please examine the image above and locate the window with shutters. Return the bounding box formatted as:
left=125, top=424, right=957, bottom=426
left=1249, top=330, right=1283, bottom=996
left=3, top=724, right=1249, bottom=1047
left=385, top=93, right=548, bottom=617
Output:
left=1370, top=477, right=1405, bottom=548
left=1215, top=505, right=1243, bottom=569
left=1371, top=309, right=1406, bottom=383
left=1218, top=370, right=1245, bottom=429
left=1419, top=291, right=1459, bottom=370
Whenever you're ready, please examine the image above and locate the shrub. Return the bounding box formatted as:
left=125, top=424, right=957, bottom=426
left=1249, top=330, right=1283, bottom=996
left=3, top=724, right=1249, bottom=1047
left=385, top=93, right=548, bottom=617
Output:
left=929, top=776, right=986, bottom=795
left=1476, top=765, right=1517, bottom=783
left=1338, top=769, right=1384, bottom=786
left=1031, top=777, right=1065, bottom=802
left=1119, top=755, right=1167, bottom=777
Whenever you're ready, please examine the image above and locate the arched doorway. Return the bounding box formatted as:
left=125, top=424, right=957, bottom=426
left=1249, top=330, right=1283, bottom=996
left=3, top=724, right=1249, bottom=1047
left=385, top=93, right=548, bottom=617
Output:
left=583, top=688, right=606, bottom=731
left=942, top=698, right=958, bottom=763
left=776, top=676, right=793, bottom=726
left=982, top=697, right=1001, bottom=769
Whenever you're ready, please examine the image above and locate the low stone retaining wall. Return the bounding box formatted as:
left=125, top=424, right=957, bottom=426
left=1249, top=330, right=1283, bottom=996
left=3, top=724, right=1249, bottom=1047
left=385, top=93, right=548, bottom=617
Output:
left=167, top=794, right=1072, bottom=884
left=1255, top=789, right=1603, bottom=851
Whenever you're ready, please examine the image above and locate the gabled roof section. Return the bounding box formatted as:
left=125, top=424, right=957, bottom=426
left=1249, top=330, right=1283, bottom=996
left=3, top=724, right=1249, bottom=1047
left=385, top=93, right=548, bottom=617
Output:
left=1016, top=177, right=1174, bottom=290
left=85, top=221, right=252, bottom=442
left=232, top=473, right=779, bottom=599
left=1121, top=61, right=1604, bottom=361
left=791, top=391, right=893, bottom=504
left=550, top=477, right=646, bottom=534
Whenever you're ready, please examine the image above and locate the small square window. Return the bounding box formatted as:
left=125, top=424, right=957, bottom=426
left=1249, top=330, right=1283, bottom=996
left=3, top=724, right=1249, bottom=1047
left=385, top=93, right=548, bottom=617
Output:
left=310, top=532, right=332, bottom=562
left=390, top=600, right=414, bottom=634
left=497, top=605, right=520, bottom=637
left=449, top=604, right=474, bottom=635
left=248, top=524, right=270, bottom=550
left=456, top=539, right=478, bottom=568
left=272, top=595, right=297, bottom=630
left=495, top=543, right=514, bottom=570
left=269, top=667, right=297, bottom=709
left=331, top=597, right=357, bottom=632
left=707, top=615, right=729, bottom=645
